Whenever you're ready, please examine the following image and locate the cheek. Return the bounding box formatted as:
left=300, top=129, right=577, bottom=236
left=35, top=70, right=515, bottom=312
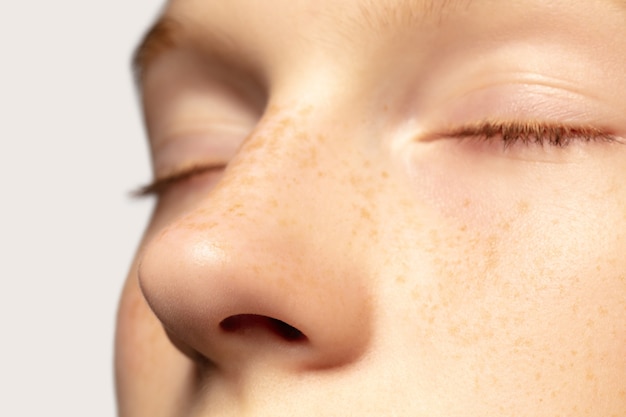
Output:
left=391, top=147, right=626, bottom=406
left=404, top=143, right=626, bottom=308
left=404, top=144, right=626, bottom=281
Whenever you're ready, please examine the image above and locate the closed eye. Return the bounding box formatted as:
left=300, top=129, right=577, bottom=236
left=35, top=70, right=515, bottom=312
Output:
left=435, top=120, right=620, bottom=149
left=132, top=163, right=225, bottom=197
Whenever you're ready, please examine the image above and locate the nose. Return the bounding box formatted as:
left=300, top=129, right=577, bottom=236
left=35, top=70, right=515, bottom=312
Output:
left=138, top=118, right=371, bottom=372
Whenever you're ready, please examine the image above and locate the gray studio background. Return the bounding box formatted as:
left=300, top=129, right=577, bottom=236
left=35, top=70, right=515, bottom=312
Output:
left=0, top=1, right=163, bottom=415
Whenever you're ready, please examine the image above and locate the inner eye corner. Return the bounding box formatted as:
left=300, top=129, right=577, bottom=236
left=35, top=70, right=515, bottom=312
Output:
left=219, top=314, right=308, bottom=343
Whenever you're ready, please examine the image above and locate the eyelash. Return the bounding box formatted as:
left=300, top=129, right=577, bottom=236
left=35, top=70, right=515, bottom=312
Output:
left=132, top=163, right=224, bottom=197
left=133, top=121, right=619, bottom=197
left=440, top=120, right=618, bottom=148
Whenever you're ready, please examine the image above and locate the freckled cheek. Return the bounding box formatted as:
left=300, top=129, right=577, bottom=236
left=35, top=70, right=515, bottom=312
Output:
left=403, top=149, right=522, bottom=231
left=393, top=148, right=626, bottom=396
left=403, top=147, right=626, bottom=278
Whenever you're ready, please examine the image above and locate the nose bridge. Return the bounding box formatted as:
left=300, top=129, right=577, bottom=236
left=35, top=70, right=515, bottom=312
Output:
left=178, top=107, right=335, bottom=244
left=138, top=107, right=372, bottom=371
left=206, top=111, right=320, bottom=228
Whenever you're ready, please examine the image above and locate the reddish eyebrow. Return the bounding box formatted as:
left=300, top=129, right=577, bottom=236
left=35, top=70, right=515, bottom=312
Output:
left=131, top=15, right=249, bottom=87
left=132, top=0, right=626, bottom=86
left=132, top=17, right=181, bottom=84
left=354, top=0, right=473, bottom=34
left=131, top=1, right=475, bottom=84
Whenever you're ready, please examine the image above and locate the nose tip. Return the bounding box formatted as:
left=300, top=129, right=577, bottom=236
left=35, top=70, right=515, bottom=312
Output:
left=138, top=224, right=371, bottom=371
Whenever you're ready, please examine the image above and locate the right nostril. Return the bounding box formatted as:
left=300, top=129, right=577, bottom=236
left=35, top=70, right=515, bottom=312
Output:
left=220, top=314, right=307, bottom=342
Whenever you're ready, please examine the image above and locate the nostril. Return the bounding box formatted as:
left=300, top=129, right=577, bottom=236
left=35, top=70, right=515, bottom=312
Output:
left=220, top=314, right=307, bottom=342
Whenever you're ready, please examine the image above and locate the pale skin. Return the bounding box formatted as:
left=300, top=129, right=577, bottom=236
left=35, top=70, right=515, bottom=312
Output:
left=115, top=0, right=626, bottom=415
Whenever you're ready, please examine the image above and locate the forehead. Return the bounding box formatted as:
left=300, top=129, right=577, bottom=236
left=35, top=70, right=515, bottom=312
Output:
left=134, top=0, right=626, bottom=109
left=156, top=0, right=476, bottom=56
left=158, top=0, right=625, bottom=35
left=136, top=0, right=625, bottom=71
left=164, top=0, right=472, bottom=27
left=156, top=0, right=483, bottom=59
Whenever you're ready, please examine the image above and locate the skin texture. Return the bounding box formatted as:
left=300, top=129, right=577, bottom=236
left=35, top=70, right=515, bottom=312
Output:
left=116, top=1, right=626, bottom=415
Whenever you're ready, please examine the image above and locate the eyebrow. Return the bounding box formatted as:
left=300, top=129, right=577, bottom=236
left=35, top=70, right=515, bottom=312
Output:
left=132, top=0, right=625, bottom=85
left=131, top=0, right=473, bottom=85
left=132, top=16, right=238, bottom=85
left=132, top=16, right=182, bottom=84
left=352, top=0, right=474, bottom=35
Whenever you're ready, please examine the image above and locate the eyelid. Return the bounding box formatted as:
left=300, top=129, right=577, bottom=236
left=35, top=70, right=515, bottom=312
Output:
left=138, top=126, right=248, bottom=198
left=419, top=82, right=624, bottom=133
left=150, top=127, right=249, bottom=174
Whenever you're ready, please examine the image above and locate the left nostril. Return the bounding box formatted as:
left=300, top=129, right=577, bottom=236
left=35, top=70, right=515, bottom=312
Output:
left=220, top=314, right=307, bottom=343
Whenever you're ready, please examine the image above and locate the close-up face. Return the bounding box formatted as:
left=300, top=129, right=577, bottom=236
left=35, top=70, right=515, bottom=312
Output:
left=115, top=1, right=626, bottom=415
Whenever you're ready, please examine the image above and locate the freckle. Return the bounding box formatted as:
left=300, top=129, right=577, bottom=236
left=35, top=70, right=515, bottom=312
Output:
left=513, top=337, right=526, bottom=347
left=243, top=136, right=264, bottom=152
left=517, top=200, right=530, bottom=214
left=278, top=116, right=295, bottom=130
left=396, top=275, right=406, bottom=284
left=381, top=171, right=389, bottom=179
left=182, top=221, right=211, bottom=232
left=448, top=325, right=460, bottom=337
left=462, top=199, right=471, bottom=208
left=383, top=104, right=389, bottom=112
left=227, top=203, right=243, bottom=213
left=360, top=207, right=372, bottom=220
left=265, top=104, right=281, bottom=117
left=298, top=105, right=313, bottom=116
left=156, top=227, right=171, bottom=241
